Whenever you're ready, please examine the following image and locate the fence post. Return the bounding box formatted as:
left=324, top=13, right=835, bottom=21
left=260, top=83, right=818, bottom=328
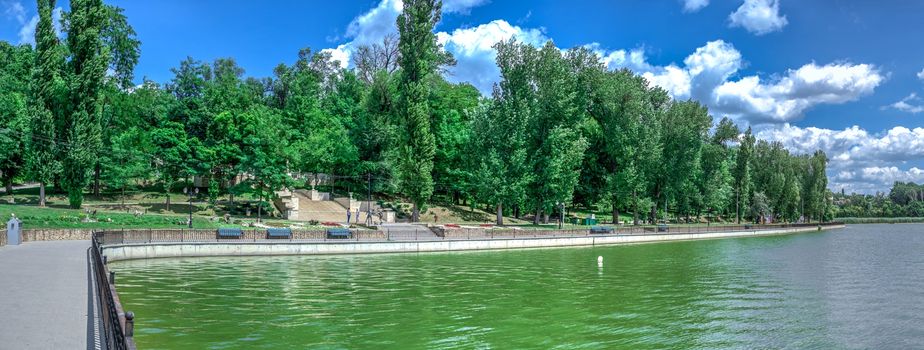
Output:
left=109, top=271, right=115, bottom=284
left=125, top=312, right=134, bottom=337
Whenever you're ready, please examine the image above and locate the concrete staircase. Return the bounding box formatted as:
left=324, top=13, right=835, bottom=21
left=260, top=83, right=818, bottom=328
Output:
left=273, top=189, right=396, bottom=224
left=294, top=192, right=350, bottom=223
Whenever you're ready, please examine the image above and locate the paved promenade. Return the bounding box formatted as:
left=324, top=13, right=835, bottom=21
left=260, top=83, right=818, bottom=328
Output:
left=0, top=240, right=99, bottom=349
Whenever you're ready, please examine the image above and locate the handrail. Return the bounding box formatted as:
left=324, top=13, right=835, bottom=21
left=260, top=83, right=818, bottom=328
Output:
left=91, top=232, right=137, bottom=350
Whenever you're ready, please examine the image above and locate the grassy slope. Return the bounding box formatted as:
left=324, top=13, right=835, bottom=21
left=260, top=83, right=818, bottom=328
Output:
left=0, top=187, right=311, bottom=229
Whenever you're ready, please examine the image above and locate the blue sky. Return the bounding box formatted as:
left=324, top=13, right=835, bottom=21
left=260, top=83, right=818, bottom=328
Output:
left=3, top=0, right=924, bottom=193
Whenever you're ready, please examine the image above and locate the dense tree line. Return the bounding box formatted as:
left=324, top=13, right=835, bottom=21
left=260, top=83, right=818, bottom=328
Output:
left=0, top=0, right=831, bottom=224
left=833, top=182, right=924, bottom=218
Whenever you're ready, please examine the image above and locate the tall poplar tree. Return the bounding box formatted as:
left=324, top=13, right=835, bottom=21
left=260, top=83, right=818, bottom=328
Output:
left=395, top=0, right=443, bottom=222
left=27, top=0, right=66, bottom=207
left=733, top=127, right=755, bottom=223
left=63, top=0, right=110, bottom=208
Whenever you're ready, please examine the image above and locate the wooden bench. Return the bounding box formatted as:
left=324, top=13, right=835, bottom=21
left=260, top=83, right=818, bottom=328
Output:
left=266, top=228, right=292, bottom=239
left=589, top=226, right=614, bottom=234
left=326, top=228, right=352, bottom=239
left=217, top=228, right=243, bottom=239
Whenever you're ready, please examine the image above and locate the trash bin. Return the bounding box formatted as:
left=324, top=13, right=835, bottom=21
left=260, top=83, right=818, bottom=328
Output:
left=6, top=215, right=22, bottom=245
left=582, top=218, right=597, bottom=226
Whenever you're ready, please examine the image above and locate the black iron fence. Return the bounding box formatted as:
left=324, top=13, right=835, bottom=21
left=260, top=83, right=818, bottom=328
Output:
left=94, top=222, right=843, bottom=246
left=91, top=233, right=137, bottom=350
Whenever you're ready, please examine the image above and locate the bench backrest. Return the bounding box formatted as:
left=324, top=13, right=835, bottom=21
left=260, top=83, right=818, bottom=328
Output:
left=590, top=226, right=614, bottom=233
left=326, top=228, right=351, bottom=235
left=266, top=228, right=292, bottom=237
left=217, top=228, right=243, bottom=237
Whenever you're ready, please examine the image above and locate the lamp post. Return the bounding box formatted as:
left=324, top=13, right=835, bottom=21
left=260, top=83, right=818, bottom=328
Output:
left=183, top=187, right=198, bottom=228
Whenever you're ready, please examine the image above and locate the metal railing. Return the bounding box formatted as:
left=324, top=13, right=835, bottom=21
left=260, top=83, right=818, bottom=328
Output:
left=93, top=222, right=843, bottom=246
left=91, top=233, right=137, bottom=350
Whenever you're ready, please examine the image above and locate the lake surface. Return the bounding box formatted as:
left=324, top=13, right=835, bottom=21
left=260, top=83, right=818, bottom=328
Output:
left=112, top=224, right=924, bottom=349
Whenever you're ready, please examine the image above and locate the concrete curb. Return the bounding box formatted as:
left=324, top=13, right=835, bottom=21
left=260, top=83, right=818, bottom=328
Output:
left=101, top=225, right=844, bottom=262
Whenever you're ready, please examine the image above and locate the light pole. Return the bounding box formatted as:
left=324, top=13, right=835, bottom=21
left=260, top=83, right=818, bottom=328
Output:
left=183, top=187, right=198, bottom=228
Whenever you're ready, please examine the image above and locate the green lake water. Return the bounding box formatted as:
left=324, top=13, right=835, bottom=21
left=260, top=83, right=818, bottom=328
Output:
left=111, top=224, right=924, bottom=349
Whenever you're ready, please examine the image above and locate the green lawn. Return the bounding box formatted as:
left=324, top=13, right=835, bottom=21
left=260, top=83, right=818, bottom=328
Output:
left=0, top=203, right=316, bottom=230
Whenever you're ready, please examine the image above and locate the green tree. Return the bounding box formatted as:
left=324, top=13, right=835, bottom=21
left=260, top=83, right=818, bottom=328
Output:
left=26, top=0, right=67, bottom=207
left=101, top=126, right=151, bottom=208
left=62, top=0, right=110, bottom=208
left=151, top=120, right=190, bottom=211
left=0, top=42, right=32, bottom=200
left=733, top=127, right=755, bottom=223
left=100, top=5, right=141, bottom=89
left=429, top=78, right=480, bottom=204
left=237, top=105, right=293, bottom=221
left=394, top=0, right=444, bottom=222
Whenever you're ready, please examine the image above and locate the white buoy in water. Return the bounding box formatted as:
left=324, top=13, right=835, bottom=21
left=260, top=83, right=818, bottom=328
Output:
left=597, top=256, right=604, bottom=267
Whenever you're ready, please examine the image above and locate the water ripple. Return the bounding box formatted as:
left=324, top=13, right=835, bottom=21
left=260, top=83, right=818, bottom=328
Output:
left=111, top=224, right=924, bottom=349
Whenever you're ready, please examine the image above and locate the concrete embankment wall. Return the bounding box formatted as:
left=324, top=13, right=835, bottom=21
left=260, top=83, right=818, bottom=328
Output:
left=101, top=225, right=843, bottom=262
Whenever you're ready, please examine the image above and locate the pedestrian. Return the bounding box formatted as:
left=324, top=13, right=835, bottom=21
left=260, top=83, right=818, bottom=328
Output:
left=346, top=210, right=351, bottom=225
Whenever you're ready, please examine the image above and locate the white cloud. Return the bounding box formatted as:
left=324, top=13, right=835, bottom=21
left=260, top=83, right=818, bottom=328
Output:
left=324, top=0, right=491, bottom=70
left=729, top=0, right=788, bottom=35
left=437, top=20, right=547, bottom=93
left=321, top=46, right=351, bottom=69
left=684, top=40, right=743, bottom=101
left=3, top=0, right=33, bottom=45
left=832, top=167, right=924, bottom=194
left=17, top=14, right=37, bottom=45
left=443, top=0, right=491, bottom=14
left=585, top=41, right=883, bottom=125
left=917, top=68, right=924, bottom=81
left=887, top=93, right=924, bottom=114
left=756, top=124, right=924, bottom=193
left=3, top=0, right=25, bottom=23
left=641, top=66, right=692, bottom=98
left=16, top=6, right=63, bottom=46
left=682, top=0, right=709, bottom=13
left=713, top=62, right=883, bottom=123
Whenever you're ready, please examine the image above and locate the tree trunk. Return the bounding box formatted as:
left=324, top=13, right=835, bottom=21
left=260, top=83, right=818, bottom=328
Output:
left=542, top=211, right=549, bottom=225
left=514, top=204, right=520, bottom=219
left=412, top=203, right=420, bottom=222
left=632, top=190, right=639, bottom=225
left=650, top=190, right=660, bottom=224
left=612, top=200, right=620, bottom=225
left=122, top=185, right=126, bottom=212
left=735, top=190, right=740, bottom=224
left=534, top=207, right=540, bottom=225
left=166, top=193, right=171, bottom=212
left=93, top=162, right=100, bottom=196
left=496, top=202, right=503, bottom=226
left=39, top=182, right=46, bottom=208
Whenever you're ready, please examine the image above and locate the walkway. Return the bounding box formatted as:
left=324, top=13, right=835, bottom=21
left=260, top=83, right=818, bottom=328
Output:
left=379, top=223, right=439, bottom=240
left=0, top=240, right=101, bottom=349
